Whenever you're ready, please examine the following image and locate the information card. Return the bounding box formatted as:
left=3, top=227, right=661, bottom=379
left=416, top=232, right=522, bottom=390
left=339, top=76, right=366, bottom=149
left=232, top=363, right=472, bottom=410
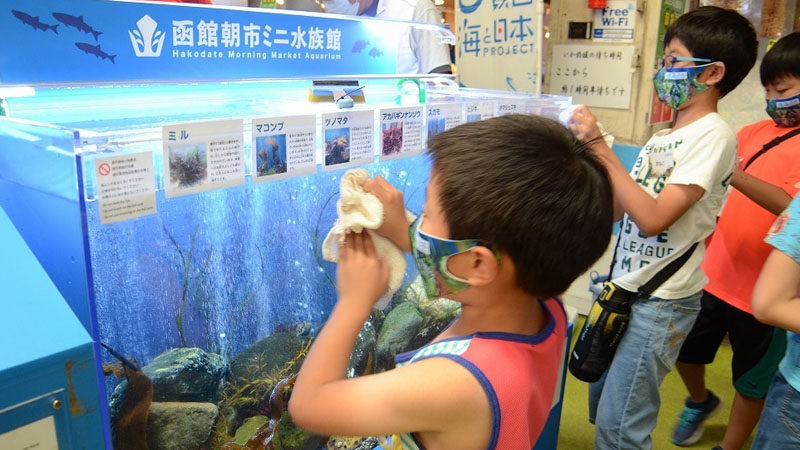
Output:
left=426, top=103, right=463, bottom=143
left=162, top=119, right=245, bottom=198
left=463, top=101, right=495, bottom=123
left=321, top=109, right=374, bottom=170
left=550, top=44, right=635, bottom=110
left=379, top=106, right=423, bottom=161
left=251, top=115, right=316, bottom=182
left=495, top=99, right=527, bottom=117
left=95, top=151, right=157, bottom=225
left=526, top=98, right=565, bottom=122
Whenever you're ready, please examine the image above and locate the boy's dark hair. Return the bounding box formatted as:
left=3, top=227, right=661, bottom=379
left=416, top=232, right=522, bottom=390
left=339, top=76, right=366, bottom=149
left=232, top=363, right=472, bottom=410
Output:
left=664, top=6, right=757, bottom=97
left=760, top=32, right=800, bottom=87
left=427, top=114, right=613, bottom=298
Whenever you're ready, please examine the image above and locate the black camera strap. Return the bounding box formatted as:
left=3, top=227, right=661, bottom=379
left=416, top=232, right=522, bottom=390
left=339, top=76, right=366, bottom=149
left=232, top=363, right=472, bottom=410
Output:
left=743, top=127, right=800, bottom=171
left=607, top=231, right=698, bottom=298
left=636, top=242, right=698, bottom=297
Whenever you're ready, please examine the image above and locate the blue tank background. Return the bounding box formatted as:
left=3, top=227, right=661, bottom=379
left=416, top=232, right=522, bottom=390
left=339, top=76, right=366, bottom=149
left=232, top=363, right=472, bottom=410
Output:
left=83, top=156, right=429, bottom=396
left=0, top=81, right=436, bottom=413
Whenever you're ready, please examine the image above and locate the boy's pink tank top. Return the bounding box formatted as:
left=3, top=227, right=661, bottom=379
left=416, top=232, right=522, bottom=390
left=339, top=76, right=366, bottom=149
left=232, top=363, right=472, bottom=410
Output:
left=393, top=297, right=568, bottom=450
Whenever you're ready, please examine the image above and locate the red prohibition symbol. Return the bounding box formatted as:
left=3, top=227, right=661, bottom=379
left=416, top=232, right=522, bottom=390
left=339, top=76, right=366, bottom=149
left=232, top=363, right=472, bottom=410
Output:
left=98, top=163, right=111, bottom=176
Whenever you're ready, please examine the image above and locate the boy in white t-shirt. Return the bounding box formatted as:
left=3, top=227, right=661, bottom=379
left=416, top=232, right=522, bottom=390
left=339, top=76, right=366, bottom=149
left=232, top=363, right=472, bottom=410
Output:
left=568, top=6, right=758, bottom=450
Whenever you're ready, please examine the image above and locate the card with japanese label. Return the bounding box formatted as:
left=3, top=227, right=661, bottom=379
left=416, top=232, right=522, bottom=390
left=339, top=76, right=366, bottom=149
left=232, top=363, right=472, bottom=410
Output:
left=495, top=99, right=527, bottom=117
left=251, top=115, right=316, bottom=183
left=95, top=151, right=157, bottom=225
left=463, top=100, right=494, bottom=123
left=426, top=103, right=463, bottom=144
left=379, top=106, right=423, bottom=161
left=321, top=109, right=375, bottom=171
left=162, top=119, right=245, bottom=198
left=525, top=99, right=563, bottom=121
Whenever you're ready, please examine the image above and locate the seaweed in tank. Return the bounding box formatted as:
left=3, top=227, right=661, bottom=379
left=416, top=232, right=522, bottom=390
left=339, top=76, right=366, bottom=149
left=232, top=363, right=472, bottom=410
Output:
left=306, top=190, right=339, bottom=290
left=218, top=202, right=281, bottom=361
left=161, top=212, right=278, bottom=359
left=212, top=339, right=313, bottom=448
left=101, top=343, right=153, bottom=450
left=219, top=377, right=290, bottom=450
left=220, top=376, right=329, bottom=450
left=222, top=242, right=272, bottom=359
left=163, top=224, right=212, bottom=348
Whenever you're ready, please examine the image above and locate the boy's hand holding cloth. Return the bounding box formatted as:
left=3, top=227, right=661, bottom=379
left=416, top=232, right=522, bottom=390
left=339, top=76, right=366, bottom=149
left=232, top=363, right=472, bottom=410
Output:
left=322, top=169, right=415, bottom=308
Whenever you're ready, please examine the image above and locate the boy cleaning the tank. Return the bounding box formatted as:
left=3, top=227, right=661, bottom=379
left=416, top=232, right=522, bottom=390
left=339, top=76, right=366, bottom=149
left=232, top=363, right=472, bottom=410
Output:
left=671, top=32, right=800, bottom=450
left=289, top=114, right=615, bottom=450
left=568, top=6, right=757, bottom=449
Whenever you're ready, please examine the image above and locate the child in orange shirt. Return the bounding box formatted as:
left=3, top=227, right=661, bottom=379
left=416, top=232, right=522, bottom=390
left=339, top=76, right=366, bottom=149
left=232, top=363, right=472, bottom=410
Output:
left=672, top=32, right=800, bottom=450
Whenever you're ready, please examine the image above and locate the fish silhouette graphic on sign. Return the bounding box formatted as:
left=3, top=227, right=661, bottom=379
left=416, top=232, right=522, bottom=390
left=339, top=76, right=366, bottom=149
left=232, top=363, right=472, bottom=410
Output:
left=75, top=42, right=116, bottom=63
left=129, top=15, right=165, bottom=57
left=11, top=10, right=58, bottom=34
left=368, top=47, right=383, bottom=58
left=351, top=40, right=369, bottom=53
left=52, top=13, right=102, bottom=41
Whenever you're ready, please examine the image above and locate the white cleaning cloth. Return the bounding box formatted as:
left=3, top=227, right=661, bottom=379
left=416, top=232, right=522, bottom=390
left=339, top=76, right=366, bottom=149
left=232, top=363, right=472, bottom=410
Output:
left=322, top=169, right=415, bottom=309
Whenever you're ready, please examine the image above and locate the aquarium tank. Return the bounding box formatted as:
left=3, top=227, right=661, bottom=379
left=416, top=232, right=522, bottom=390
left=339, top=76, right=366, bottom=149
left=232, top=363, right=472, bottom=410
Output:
left=0, top=1, right=571, bottom=449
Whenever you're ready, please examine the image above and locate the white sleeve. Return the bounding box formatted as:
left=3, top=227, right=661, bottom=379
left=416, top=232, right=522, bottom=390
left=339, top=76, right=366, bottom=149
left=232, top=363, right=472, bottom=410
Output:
left=410, top=0, right=451, bottom=73
left=666, top=124, right=737, bottom=194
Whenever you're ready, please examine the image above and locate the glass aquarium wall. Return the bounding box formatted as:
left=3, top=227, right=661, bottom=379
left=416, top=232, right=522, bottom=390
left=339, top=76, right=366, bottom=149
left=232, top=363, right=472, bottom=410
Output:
left=0, top=80, right=570, bottom=449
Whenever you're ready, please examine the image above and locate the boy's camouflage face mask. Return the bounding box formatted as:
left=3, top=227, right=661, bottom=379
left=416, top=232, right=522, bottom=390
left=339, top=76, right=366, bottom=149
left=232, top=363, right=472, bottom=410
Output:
left=653, top=64, right=712, bottom=110
left=409, top=215, right=499, bottom=299
left=766, top=92, right=800, bottom=128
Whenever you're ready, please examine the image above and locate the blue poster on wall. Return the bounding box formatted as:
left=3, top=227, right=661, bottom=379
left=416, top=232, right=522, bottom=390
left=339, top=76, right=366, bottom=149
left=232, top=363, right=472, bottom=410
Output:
left=455, top=0, right=542, bottom=94
left=0, top=0, right=398, bottom=84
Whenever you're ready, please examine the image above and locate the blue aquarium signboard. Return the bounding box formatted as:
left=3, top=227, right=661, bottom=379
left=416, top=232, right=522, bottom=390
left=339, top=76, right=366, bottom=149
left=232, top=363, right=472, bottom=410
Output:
left=0, top=0, right=398, bottom=84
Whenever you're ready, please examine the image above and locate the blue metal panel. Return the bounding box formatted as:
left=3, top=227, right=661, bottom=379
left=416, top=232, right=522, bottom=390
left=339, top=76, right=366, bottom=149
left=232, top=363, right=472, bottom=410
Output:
left=0, top=205, right=105, bottom=449
left=0, top=118, right=92, bottom=333
left=610, top=143, right=641, bottom=235
left=612, top=143, right=641, bottom=172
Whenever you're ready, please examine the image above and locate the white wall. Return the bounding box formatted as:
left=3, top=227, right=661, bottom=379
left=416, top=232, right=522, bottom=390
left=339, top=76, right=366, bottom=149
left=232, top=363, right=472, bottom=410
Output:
left=546, top=0, right=670, bottom=146
left=546, top=0, right=664, bottom=313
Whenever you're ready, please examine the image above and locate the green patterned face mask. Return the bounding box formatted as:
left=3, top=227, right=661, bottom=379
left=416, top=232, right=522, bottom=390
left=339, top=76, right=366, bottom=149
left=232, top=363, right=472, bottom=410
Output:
left=409, top=215, right=499, bottom=299
left=766, top=92, right=800, bottom=127
left=653, top=63, right=713, bottom=110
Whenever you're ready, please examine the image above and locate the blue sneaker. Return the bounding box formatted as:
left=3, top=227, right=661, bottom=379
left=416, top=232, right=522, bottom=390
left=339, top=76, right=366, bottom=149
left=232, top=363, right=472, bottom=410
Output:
left=671, top=391, right=723, bottom=446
